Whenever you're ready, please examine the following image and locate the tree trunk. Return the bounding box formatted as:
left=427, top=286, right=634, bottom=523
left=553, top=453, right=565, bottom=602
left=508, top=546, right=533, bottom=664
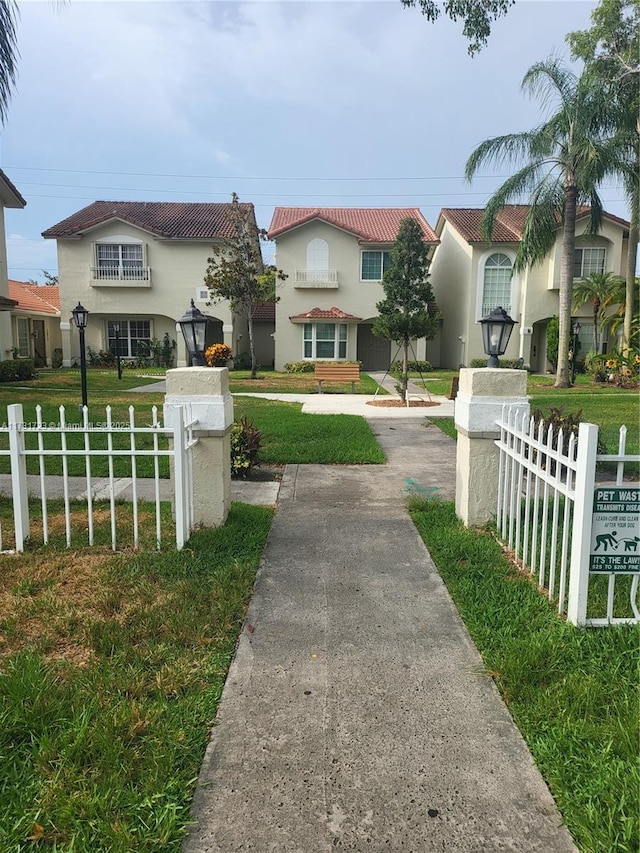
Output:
left=623, top=180, right=639, bottom=356
left=555, top=184, right=577, bottom=388
left=401, top=338, right=409, bottom=402
left=247, top=314, right=257, bottom=380
left=592, top=298, right=599, bottom=353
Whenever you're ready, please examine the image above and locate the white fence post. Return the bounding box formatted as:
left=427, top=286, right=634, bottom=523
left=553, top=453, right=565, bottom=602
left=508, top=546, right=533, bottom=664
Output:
left=7, top=403, right=29, bottom=550
left=566, top=422, right=599, bottom=627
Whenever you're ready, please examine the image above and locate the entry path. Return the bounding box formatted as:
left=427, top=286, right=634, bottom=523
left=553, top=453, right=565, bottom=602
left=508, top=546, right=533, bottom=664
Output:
left=184, top=418, right=576, bottom=852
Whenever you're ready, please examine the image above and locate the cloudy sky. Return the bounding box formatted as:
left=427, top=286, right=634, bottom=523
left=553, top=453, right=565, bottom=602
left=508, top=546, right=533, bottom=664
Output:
left=1, top=0, right=628, bottom=281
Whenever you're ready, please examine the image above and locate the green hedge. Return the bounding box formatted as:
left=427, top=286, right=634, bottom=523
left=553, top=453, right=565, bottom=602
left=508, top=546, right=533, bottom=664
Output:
left=0, top=358, right=36, bottom=382
left=470, top=357, right=526, bottom=369
left=283, top=360, right=361, bottom=374
left=390, top=360, right=432, bottom=373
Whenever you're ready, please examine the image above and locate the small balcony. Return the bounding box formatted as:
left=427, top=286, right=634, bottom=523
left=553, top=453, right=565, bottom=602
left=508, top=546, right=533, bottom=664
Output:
left=294, top=269, right=339, bottom=289
left=90, top=265, right=152, bottom=287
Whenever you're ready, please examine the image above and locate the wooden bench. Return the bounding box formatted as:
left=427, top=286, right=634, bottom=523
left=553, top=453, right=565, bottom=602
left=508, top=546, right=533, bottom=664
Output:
left=314, top=363, right=360, bottom=393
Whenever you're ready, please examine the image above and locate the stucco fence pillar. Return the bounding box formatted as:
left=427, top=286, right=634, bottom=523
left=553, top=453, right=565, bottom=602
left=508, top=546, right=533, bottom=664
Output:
left=454, top=368, right=529, bottom=527
left=164, top=367, right=233, bottom=529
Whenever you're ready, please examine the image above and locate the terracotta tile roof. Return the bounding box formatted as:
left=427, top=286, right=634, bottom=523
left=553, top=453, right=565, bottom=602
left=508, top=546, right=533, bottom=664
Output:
left=439, top=205, right=628, bottom=243
left=0, top=168, right=27, bottom=208
left=268, top=207, right=438, bottom=244
left=8, top=281, right=61, bottom=315
left=42, top=200, right=255, bottom=240
left=289, top=306, right=362, bottom=321
left=251, top=301, right=276, bottom=321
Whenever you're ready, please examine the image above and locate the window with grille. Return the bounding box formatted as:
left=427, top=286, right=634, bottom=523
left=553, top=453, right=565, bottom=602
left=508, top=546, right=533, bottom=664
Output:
left=303, top=323, right=348, bottom=359
left=17, top=318, right=30, bottom=357
left=481, top=253, right=512, bottom=317
left=106, top=319, right=151, bottom=357
left=361, top=251, right=392, bottom=281
left=574, top=247, right=605, bottom=278
left=95, top=243, right=145, bottom=280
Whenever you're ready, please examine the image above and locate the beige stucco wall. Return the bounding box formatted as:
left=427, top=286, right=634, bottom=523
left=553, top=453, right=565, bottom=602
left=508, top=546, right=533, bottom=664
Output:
left=430, top=215, right=630, bottom=370
left=54, top=220, right=238, bottom=366
left=274, top=220, right=435, bottom=371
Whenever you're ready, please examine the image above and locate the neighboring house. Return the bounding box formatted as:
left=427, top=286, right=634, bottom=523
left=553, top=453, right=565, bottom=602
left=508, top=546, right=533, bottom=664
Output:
left=42, top=200, right=267, bottom=367
left=429, top=206, right=631, bottom=371
left=267, top=207, right=440, bottom=371
left=0, top=170, right=27, bottom=362
left=8, top=281, right=61, bottom=366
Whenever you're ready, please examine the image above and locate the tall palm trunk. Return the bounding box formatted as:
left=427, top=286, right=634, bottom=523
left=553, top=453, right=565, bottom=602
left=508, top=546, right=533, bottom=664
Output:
left=624, top=176, right=639, bottom=355
left=555, top=184, right=578, bottom=387
left=592, top=297, right=600, bottom=352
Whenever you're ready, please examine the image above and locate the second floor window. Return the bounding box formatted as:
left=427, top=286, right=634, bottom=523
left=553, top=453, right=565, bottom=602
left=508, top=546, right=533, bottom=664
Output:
left=574, top=247, right=605, bottom=278
left=96, top=243, right=145, bottom=280
left=361, top=251, right=391, bottom=281
left=481, top=252, right=512, bottom=317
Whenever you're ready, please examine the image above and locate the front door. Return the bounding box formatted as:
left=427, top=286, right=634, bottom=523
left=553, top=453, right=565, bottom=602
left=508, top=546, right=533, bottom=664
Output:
left=32, top=320, right=46, bottom=367
left=357, top=324, right=391, bottom=371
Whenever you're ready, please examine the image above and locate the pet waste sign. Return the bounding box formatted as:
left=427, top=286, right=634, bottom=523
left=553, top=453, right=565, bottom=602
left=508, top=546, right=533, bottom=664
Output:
left=589, top=487, right=640, bottom=573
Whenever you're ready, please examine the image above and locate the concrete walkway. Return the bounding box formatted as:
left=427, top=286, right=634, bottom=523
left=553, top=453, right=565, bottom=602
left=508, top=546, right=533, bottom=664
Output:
left=183, top=418, right=576, bottom=852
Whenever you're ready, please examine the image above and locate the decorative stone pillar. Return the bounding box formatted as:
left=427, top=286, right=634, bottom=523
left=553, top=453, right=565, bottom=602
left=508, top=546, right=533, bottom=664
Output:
left=164, top=367, right=234, bottom=529
left=454, top=368, right=529, bottom=527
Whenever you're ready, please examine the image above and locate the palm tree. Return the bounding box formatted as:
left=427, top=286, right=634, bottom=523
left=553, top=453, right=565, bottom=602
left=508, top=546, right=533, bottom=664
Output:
left=465, top=57, right=621, bottom=387
left=0, top=0, right=19, bottom=125
left=600, top=274, right=640, bottom=351
left=572, top=271, right=624, bottom=352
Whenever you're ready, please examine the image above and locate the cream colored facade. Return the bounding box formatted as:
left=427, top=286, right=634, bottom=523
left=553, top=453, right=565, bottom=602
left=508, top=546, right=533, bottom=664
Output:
left=273, top=219, right=441, bottom=371
left=0, top=171, right=27, bottom=361
left=49, top=220, right=242, bottom=368
left=430, top=211, right=630, bottom=372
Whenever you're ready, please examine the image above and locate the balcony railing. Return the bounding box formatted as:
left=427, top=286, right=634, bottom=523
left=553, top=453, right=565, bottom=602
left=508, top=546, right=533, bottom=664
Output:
left=91, top=265, right=152, bottom=286
left=294, top=269, right=339, bottom=289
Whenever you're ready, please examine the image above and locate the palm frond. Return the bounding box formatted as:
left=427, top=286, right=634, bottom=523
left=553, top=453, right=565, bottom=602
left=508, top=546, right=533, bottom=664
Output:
left=0, top=0, right=19, bottom=126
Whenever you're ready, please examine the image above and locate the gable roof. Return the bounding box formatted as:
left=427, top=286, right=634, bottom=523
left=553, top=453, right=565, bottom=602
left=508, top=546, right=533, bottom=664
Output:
left=8, top=281, right=60, bottom=315
left=42, top=200, right=256, bottom=240
left=268, top=207, right=439, bottom=244
left=0, top=169, right=26, bottom=209
left=439, top=205, right=630, bottom=243
left=251, top=301, right=276, bottom=322
left=289, top=306, right=363, bottom=322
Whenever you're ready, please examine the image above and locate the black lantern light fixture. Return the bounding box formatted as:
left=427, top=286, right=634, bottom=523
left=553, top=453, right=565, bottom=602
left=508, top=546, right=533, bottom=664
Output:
left=71, top=302, right=89, bottom=409
left=112, top=320, right=122, bottom=381
left=479, top=306, right=517, bottom=368
left=571, top=320, right=581, bottom=384
left=178, top=299, right=208, bottom=366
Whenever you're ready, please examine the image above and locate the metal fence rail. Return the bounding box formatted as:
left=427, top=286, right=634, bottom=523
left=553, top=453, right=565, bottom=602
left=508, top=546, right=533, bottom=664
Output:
left=0, top=402, right=197, bottom=552
left=496, top=406, right=639, bottom=627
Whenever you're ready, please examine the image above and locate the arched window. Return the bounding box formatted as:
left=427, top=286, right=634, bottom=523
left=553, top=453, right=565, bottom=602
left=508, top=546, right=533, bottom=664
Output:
left=481, top=253, right=512, bottom=317
left=306, top=238, right=329, bottom=275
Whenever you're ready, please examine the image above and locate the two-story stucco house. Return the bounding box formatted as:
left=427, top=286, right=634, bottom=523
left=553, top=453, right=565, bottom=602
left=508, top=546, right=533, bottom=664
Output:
left=42, top=200, right=267, bottom=367
left=267, top=207, right=440, bottom=371
left=429, top=205, right=630, bottom=371
left=0, top=170, right=27, bottom=361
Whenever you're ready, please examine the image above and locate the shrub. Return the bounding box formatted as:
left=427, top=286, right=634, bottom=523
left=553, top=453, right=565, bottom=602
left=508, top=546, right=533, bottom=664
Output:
left=390, top=360, right=432, bottom=373
left=546, top=315, right=559, bottom=370
left=603, top=350, right=640, bottom=388
left=469, top=357, right=526, bottom=369
left=205, top=343, right=232, bottom=367
left=0, top=358, right=36, bottom=382
left=230, top=416, right=262, bottom=477
left=86, top=347, right=116, bottom=368
left=52, top=348, right=63, bottom=369
left=584, top=351, right=607, bottom=382
left=283, top=361, right=315, bottom=373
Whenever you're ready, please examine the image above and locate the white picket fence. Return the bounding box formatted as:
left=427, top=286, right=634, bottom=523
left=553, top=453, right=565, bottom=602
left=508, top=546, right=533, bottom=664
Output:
left=496, top=407, right=639, bottom=627
left=0, top=403, right=198, bottom=552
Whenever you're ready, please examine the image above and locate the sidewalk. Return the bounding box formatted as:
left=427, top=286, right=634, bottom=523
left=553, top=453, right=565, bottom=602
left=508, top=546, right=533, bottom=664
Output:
left=183, top=418, right=576, bottom=852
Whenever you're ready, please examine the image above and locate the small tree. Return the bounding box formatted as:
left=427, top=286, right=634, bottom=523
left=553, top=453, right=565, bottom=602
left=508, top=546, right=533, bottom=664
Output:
left=372, top=217, right=439, bottom=402
left=204, top=194, right=285, bottom=379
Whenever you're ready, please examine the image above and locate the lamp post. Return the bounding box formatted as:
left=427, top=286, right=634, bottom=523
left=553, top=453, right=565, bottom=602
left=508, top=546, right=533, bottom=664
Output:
left=178, top=299, right=208, bottom=366
left=479, top=306, right=517, bottom=368
left=71, top=302, right=89, bottom=410
left=571, top=320, right=581, bottom=385
left=112, top=320, right=122, bottom=380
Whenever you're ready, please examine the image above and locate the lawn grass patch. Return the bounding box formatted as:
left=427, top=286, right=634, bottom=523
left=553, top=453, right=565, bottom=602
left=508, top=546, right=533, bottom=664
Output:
left=233, top=397, right=385, bottom=464
left=0, top=501, right=273, bottom=852
left=409, top=499, right=639, bottom=853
